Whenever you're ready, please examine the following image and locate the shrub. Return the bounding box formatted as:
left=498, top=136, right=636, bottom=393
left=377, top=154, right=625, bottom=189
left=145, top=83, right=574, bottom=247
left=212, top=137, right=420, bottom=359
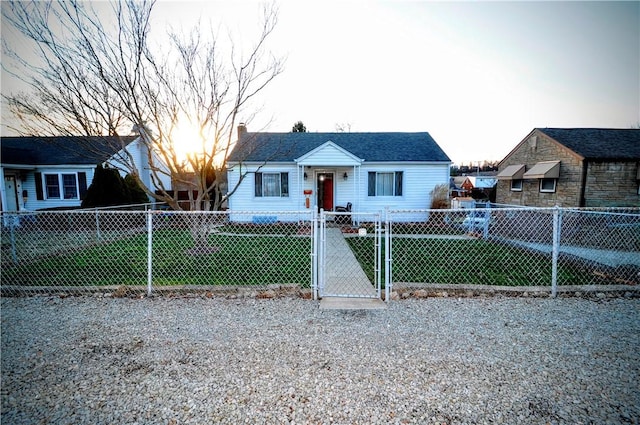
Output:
left=430, top=183, right=450, bottom=209
left=82, top=165, right=149, bottom=208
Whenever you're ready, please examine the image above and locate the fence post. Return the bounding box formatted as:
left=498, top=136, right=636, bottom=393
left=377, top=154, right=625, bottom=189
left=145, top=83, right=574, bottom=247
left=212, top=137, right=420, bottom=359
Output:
left=311, top=208, right=318, bottom=301
left=318, top=208, right=325, bottom=299
left=384, top=207, right=391, bottom=302
left=551, top=205, right=561, bottom=298
left=147, top=210, right=153, bottom=296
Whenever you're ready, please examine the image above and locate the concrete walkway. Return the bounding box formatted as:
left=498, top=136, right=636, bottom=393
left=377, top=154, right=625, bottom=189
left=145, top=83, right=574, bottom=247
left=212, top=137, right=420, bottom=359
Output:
left=319, top=227, right=386, bottom=310
left=503, top=240, right=640, bottom=267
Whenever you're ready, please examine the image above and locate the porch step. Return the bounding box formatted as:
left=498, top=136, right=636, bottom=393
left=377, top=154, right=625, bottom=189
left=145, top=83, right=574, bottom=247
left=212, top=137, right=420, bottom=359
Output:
left=319, top=297, right=387, bottom=310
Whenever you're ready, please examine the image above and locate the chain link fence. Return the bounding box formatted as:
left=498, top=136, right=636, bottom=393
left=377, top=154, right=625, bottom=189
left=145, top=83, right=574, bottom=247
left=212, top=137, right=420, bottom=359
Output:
left=1, top=210, right=313, bottom=297
left=318, top=211, right=383, bottom=299
left=2, top=206, right=638, bottom=298
left=388, top=206, right=640, bottom=298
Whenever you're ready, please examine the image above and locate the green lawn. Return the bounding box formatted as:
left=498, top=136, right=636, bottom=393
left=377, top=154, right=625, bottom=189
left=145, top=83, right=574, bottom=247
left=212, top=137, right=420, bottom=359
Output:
left=2, top=229, right=312, bottom=287
left=1, top=227, right=617, bottom=289
left=346, top=236, right=604, bottom=286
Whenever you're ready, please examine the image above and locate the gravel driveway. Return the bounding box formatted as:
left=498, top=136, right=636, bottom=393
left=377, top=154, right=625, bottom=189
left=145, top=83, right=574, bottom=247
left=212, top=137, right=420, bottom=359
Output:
left=2, top=296, right=639, bottom=424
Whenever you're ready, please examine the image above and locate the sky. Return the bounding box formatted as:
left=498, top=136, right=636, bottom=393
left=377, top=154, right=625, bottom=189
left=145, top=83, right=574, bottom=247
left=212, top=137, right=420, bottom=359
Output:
left=2, top=1, right=639, bottom=164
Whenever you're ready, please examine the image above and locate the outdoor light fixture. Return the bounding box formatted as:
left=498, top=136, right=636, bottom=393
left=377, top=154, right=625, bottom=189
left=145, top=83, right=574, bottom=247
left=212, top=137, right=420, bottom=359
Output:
left=304, top=172, right=308, bottom=180
left=343, top=172, right=348, bottom=181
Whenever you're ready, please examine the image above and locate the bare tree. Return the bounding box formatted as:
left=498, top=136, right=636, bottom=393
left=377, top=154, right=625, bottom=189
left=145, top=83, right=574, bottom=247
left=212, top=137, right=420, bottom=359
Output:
left=2, top=0, right=284, bottom=213
left=335, top=122, right=352, bottom=133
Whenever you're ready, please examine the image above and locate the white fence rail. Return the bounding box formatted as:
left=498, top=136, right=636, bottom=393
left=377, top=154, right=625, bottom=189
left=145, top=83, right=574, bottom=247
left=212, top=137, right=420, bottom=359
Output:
left=1, top=206, right=638, bottom=298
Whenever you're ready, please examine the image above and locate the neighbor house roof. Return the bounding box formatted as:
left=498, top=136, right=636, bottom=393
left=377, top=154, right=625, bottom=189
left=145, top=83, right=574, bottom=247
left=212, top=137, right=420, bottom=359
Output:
left=539, top=128, right=640, bottom=160
left=1, top=136, right=136, bottom=166
left=227, top=132, right=451, bottom=163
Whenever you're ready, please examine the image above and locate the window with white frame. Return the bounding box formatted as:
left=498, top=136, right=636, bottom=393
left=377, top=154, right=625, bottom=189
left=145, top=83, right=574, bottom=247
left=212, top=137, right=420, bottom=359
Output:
left=36, top=172, right=87, bottom=201
left=510, top=179, right=523, bottom=191
left=254, top=172, right=289, bottom=197
left=44, top=174, right=61, bottom=199
left=539, top=178, right=557, bottom=193
left=44, top=173, right=80, bottom=199
left=368, top=171, right=403, bottom=196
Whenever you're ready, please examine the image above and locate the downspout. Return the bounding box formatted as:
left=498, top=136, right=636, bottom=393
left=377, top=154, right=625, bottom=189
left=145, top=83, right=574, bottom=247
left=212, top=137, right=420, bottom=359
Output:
left=579, top=159, right=588, bottom=207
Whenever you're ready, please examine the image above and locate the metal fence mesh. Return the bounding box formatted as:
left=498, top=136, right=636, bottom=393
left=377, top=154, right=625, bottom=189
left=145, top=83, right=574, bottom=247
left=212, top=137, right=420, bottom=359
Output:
left=2, top=206, right=638, bottom=298
left=1, top=210, right=313, bottom=297
left=555, top=208, right=640, bottom=289
left=389, top=207, right=640, bottom=296
left=319, top=212, right=382, bottom=299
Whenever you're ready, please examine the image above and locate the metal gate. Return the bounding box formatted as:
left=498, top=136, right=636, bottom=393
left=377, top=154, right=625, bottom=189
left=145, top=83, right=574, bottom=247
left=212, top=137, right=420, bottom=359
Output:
left=315, top=210, right=385, bottom=299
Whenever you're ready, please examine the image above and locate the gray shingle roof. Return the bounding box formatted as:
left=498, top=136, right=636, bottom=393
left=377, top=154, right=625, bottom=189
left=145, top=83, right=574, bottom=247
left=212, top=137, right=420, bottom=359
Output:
left=1, top=136, right=136, bottom=166
left=539, top=128, right=640, bottom=160
left=227, top=132, right=450, bottom=163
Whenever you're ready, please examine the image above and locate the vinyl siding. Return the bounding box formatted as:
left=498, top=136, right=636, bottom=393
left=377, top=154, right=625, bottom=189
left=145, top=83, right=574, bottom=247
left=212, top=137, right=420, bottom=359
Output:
left=227, top=164, right=301, bottom=213
left=227, top=162, right=450, bottom=221
left=298, top=143, right=361, bottom=166
left=23, top=167, right=95, bottom=210
left=106, top=139, right=171, bottom=193
left=358, top=163, right=450, bottom=213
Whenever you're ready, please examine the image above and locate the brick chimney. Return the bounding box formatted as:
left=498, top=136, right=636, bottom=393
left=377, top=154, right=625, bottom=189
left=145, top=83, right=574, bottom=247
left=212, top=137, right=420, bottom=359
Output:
left=237, top=123, right=247, bottom=141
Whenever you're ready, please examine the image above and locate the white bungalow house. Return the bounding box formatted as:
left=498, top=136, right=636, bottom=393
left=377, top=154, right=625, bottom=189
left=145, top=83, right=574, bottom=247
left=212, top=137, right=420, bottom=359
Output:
left=0, top=136, right=169, bottom=212
left=226, top=125, right=451, bottom=221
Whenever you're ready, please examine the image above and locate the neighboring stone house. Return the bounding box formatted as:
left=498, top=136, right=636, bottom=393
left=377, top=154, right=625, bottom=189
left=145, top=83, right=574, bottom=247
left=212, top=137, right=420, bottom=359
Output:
left=496, top=128, right=640, bottom=207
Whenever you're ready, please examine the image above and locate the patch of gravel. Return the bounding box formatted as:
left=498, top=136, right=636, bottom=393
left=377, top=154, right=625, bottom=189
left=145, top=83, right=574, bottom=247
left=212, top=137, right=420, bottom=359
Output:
left=2, top=296, right=639, bottom=424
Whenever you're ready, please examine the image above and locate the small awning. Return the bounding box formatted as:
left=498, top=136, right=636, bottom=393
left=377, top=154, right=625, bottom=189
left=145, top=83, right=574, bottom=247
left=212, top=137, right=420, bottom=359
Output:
left=523, top=161, right=560, bottom=179
left=496, top=164, right=525, bottom=180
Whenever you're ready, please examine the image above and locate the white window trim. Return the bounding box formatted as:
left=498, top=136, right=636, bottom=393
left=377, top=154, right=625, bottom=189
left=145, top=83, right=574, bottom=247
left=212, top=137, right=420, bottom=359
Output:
left=254, top=172, right=289, bottom=198
left=539, top=178, right=557, bottom=193
left=43, top=172, right=80, bottom=200
left=368, top=171, right=403, bottom=197
left=510, top=179, right=523, bottom=192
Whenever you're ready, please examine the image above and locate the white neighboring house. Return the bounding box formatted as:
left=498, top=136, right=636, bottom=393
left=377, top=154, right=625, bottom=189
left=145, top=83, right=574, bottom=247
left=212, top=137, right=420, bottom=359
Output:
left=226, top=125, right=451, bottom=221
left=0, top=136, right=170, bottom=212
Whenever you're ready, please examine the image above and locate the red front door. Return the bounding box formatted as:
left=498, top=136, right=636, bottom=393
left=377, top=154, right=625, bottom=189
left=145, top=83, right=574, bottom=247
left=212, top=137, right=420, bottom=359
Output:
left=317, top=173, right=334, bottom=211
left=323, top=177, right=334, bottom=211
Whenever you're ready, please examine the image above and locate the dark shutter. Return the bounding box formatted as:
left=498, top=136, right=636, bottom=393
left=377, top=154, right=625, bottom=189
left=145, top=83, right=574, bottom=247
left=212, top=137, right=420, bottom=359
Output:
left=78, top=172, right=88, bottom=199
left=254, top=173, right=262, bottom=197
left=368, top=172, right=376, bottom=196
left=395, top=171, right=403, bottom=196
left=34, top=172, right=44, bottom=200
left=280, top=173, right=289, bottom=197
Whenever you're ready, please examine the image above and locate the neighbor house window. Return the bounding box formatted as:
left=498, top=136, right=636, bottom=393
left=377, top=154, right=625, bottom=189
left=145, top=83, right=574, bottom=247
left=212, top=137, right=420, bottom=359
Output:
left=368, top=171, right=403, bottom=196
left=510, top=179, right=523, bottom=191
left=45, top=173, right=78, bottom=199
left=38, top=172, right=87, bottom=200
left=44, top=174, right=61, bottom=199
left=539, top=178, right=557, bottom=193
left=255, top=172, right=289, bottom=197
